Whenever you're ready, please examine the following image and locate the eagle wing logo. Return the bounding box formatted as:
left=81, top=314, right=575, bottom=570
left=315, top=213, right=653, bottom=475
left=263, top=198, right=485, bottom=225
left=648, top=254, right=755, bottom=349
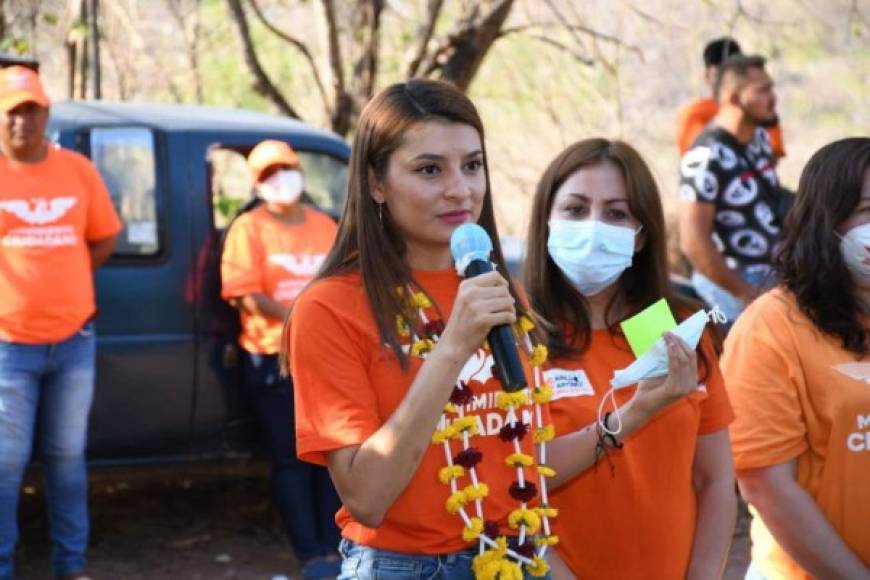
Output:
left=0, top=197, right=78, bottom=225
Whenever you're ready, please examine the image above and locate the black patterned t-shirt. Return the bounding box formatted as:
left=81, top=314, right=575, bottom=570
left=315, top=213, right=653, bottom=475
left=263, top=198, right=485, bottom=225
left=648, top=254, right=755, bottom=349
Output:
left=679, top=125, right=781, bottom=276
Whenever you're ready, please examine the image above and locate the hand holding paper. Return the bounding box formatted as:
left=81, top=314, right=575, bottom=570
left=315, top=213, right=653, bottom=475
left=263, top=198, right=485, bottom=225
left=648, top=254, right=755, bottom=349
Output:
left=612, top=306, right=719, bottom=389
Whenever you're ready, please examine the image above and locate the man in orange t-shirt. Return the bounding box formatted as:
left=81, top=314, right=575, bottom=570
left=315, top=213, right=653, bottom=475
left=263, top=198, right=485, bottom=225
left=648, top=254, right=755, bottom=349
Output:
left=220, top=140, right=342, bottom=579
left=676, top=37, right=785, bottom=160
left=0, top=66, right=121, bottom=579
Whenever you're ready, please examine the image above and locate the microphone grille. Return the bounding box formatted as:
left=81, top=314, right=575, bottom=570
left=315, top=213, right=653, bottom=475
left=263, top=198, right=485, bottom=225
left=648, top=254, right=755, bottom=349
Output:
left=450, top=223, right=492, bottom=273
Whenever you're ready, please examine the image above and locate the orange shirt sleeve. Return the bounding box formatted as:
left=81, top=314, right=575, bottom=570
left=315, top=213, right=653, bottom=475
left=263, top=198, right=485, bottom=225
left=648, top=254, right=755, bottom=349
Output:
left=221, top=217, right=264, bottom=299
left=78, top=155, right=123, bottom=241
left=289, top=285, right=381, bottom=465
left=696, top=331, right=735, bottom=434
left=768, top=124, right=786, bottom=158
left=721, top=297, right=808, bottom=470
left=676, top=99, right=718, bottom=155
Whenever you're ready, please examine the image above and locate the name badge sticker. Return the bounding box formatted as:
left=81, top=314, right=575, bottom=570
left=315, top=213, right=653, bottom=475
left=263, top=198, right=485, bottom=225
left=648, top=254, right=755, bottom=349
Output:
left=544, top=368, right=595, bottom=400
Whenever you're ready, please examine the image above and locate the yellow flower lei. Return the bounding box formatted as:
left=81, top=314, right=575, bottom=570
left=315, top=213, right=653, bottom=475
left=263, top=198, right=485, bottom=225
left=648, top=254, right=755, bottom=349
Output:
left=400, top=287, right=558, bottom=579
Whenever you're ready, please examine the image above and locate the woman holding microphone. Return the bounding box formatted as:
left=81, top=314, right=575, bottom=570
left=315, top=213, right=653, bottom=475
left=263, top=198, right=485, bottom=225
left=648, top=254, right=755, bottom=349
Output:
left=287, top=81, right=703, bottom=580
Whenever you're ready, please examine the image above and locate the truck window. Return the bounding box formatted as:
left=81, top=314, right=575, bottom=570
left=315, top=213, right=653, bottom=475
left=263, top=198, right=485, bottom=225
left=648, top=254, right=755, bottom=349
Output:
left=209, top=146, right=347, bottom=229
left=90, top=127, right=160, bottom=256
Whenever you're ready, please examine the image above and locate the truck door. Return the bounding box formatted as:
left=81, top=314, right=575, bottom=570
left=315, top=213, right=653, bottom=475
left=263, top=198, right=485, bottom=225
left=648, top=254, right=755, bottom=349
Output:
left=86, top=127, right=196, bottom=461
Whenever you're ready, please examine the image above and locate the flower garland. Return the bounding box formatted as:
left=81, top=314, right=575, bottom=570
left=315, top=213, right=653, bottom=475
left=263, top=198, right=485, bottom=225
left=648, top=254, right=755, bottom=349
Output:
left=399, top=287, right=558, bottom=579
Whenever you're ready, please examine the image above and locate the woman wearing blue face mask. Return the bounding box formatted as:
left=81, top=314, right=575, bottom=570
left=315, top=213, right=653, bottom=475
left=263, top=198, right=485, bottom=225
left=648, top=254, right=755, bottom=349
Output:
left=722, top=137, right=870, bottom=580
left=524, top=138, right=737, bottom=580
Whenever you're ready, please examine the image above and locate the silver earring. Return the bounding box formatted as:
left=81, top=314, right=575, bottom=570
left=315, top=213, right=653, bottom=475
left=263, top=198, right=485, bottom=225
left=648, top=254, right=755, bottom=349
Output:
left=378, top=203, right=383, bottom=224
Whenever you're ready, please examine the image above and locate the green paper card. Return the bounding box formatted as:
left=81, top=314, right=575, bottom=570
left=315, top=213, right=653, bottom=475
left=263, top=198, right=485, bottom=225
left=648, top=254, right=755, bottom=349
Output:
left=620, top=298, right=678, bottom=358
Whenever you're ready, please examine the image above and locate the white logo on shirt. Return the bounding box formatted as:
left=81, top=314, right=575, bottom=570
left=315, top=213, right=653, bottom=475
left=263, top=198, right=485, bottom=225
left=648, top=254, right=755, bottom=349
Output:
left=0, top=197, right=77, bottom=225
left=268, top=253, right=326, bottom=277
left=543, top=368, right=595, bottom=400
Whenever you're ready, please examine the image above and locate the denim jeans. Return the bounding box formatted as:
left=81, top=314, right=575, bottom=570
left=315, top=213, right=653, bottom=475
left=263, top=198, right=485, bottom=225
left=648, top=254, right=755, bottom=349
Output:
left=691, top=266, right=773, bottom=325
left=241, top=351, right=341, bottom=563
left=0, top=324, right=96, bottom=579
left=337, top=538, right=553, bottom=580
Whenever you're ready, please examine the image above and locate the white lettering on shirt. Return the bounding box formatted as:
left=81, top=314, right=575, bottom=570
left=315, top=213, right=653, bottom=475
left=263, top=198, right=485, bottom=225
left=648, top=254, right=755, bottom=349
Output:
left=0, top=197, right=79, bottom=248
left=846, top=432, right=868, bottom=452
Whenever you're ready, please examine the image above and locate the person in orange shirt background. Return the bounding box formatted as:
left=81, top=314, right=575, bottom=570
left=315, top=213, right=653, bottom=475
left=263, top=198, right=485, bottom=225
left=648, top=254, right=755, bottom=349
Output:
left=524, top=138, right=737, bottom=579
left=676, top=37, right=785, bottom=161
left=721, top=138, right=870, bottom=580
left=0, top=66, right=122, bottom=580
left=220, top=140, right=342, bottom=579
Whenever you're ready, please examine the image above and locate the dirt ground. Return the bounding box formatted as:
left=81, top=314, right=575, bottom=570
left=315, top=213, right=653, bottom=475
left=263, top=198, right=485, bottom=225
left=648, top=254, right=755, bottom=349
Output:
left=15, top=472, right=751, bottom=580
left=17, top=473, right=300, bottom=580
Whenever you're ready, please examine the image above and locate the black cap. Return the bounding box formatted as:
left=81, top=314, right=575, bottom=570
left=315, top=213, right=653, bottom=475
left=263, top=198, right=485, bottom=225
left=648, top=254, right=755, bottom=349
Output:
left=703, top=37, right=742, bottom=67
left=0, top=53, right=39, bottom=71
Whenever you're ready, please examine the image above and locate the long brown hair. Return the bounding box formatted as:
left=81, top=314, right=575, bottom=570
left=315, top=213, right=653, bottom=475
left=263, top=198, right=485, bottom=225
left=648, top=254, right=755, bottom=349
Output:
left=525, top=138, right=714, bottom=364
left=291, top=79, right=523, bottom=368
left=774, top=137, right=870, bottom=354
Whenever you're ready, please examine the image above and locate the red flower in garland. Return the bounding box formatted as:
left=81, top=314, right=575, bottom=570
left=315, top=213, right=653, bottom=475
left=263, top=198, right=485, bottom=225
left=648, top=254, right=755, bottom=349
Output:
left=483, top=520, right=500, bottom=539
left=484, top=373, right=501, bottom=391
left=514, top=542, right=536, bottom=559
left=453, top=447, right=483, bottom=469
left=449, top=383, right=474, bottom=406
left=508, top=481, right=538, bottom=503
left=423, top=319, right=445, bottom=337
left=498, top=422, right=530, bottom=442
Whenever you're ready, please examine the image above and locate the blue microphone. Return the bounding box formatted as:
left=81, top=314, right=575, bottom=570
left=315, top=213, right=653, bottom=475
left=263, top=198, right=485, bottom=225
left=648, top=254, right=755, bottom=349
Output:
left=450, top=224, right=527, bottom=392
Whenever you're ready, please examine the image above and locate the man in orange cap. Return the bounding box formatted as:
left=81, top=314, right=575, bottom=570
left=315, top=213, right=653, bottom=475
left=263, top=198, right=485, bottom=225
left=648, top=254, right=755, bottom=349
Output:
left=0, top=65, right=122, bottom=580
left=221, top=139, right=342, bottom=579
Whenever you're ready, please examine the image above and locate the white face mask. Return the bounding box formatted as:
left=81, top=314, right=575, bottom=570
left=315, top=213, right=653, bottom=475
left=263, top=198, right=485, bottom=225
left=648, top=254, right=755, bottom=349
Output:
left=259, top=169, right=303, bottom=205
left=547, top=219, right=638, bottom=296
left=598, top=306, right=727, bottom=436
left=839, top=223, right=870, bottom=284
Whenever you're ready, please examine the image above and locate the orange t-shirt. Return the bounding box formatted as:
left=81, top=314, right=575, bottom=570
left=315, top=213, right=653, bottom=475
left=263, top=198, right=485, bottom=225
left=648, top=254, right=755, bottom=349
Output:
left=221, top=204, right=336, bottom=355
left=722, top=288, right=870, bottom=579
left=676, top=97, right=786, bottom=157
left=0, top=147, right=122, bottom=343
left=289, top=269, right=548, bottom=554
left=548, top=325, right=734, bottom=580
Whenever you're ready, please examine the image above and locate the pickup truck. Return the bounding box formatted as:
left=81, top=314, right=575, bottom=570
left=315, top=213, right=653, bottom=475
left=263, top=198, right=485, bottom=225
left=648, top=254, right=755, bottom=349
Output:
left=46, top=101, right=350, bottom=466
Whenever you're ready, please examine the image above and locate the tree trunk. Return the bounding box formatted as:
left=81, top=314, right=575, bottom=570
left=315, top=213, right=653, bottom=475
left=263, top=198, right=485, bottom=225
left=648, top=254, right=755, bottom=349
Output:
left=344, top=0, right=383, bottom=135
left=0, top=0, right=6, bottom=42
left=438, top=0, right=514, bottom=92
left=88, top=0, right=101, bottom=99
left=226, top=0, right=300, bottom=118
left=321, top=0, right=351, bottom=134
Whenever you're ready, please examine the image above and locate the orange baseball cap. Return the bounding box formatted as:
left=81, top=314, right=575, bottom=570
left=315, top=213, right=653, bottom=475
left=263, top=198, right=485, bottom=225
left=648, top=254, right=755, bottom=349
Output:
left=247, top=139, right=300, bottom=182
left=0, top=66, right=49, bottom=112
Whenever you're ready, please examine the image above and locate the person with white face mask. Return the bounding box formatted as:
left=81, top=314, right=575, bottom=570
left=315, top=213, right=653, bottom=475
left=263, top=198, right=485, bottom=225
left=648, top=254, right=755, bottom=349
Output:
left=722, top=137, right=870, bottom=580
left=220, top=140, right=343, bottom=579
left=524, top=138, right=737, bottom=580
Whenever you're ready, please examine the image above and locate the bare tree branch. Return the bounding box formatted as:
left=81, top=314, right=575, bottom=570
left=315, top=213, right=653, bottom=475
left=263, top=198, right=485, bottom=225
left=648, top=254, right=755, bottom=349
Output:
left=247, top=0, right=332, bottom=117
left=500, top=22, right=642, bottom=59
left=165, top=0, right=204, bottom=102
left=435, top=0, right=515, bottom=92
left=404, top=0, right=444, bottom=78
left=226, top=0, right=300, bottom=118
left=320, top=0, right=351, bottom=132
left=519, top=33, right=594, bottom=66
left=350, top=0, right=383, bottom=101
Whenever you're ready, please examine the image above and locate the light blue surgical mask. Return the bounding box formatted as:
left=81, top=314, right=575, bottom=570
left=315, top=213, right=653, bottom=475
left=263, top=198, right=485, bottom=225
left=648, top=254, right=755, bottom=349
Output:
left=547, top=219, right=639, bottom=296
